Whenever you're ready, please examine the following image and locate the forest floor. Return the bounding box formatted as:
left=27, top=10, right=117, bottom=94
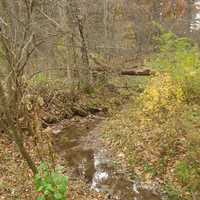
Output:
left=0, top=133, right=106, bottom=200
left=0, top=76, right=146, bottom=200
left=0, top=113, right=162, bottom=200
left=1, top=73, right=199, bottom=200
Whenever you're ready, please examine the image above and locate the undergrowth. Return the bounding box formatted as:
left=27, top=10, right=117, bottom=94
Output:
left=35, top=162, right=68, bottom=200
left=28, top=73, right=141, bottom=124
left=147, top=31, right=200, bottom=103
left=104, top=31, right=200, bottom=200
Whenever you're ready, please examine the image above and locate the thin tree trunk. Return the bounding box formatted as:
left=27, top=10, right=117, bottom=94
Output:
left=68, top=0, right=92, bottom=90
left=11, top=128, right=37, bottom=175
left=78, top=20, right=91, bottom=88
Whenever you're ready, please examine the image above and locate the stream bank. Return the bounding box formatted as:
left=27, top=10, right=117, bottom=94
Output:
left=50, top=115, right=164, bottom=200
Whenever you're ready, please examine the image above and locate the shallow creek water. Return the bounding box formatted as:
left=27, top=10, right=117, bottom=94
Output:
left=52, top=116, right=163, bottom=200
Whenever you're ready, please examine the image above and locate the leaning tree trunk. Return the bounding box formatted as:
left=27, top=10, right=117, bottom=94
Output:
left=78, top=19, right=92, bottom=90
left=11, top=128, right=37, bottom=175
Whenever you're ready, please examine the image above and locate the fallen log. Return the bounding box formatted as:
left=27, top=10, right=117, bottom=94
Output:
left=121, top=67, right=154, bottom=76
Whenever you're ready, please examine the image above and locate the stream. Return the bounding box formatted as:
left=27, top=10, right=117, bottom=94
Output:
left=51, top=115, right=163, bottom=200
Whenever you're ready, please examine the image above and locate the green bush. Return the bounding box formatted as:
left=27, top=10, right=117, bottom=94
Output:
left=35, top=162, right=68, bottom=200
left=147, top=31, right=200, bottom=103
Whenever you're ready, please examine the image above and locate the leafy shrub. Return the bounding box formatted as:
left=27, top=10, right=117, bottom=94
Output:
left=147, top=31, right=200, bottom=103
left=140, top=73, right=184, bottom=117
left=35, top=162, right=68, bottom=200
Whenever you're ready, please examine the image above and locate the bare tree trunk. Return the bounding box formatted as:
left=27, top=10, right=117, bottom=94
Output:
left=77, top=18, right=91, bottom=88
left=68, top=0, right=92, bottom=90
left=11, top=128, right=37, bottom=174
left=0, top=0, right=45, bottom=175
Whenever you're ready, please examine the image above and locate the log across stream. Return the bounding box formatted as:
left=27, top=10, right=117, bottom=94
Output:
left=50, top=115, right=164, bottom=200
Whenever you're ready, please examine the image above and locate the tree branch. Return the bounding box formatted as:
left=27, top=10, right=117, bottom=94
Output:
left=16, top=33, right=34, bottom=71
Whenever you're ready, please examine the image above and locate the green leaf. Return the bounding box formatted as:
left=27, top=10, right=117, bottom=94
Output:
left=45, top=184, right=54, bottom=192
left=35, top=162, right=68, bottom=200
left=37, top=185, right=44, bottom=192
left=54, top=192, right=63, bottom=200
left=37, top=195, right=45, bottom=200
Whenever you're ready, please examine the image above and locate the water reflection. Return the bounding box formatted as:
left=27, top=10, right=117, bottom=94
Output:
left=53, top=118, right=163, bottom=200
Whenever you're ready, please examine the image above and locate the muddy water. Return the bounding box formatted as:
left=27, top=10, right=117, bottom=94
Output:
left=52, top=116, right=163, bottom=200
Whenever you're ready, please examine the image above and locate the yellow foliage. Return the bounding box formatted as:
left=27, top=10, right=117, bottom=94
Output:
left=140, top=73, right=184, bottom=115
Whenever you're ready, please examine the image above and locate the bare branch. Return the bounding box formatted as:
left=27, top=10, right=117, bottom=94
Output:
left=19, top=40, right=45, bottom=73
left=29, top=68, right=67, bottom=80
left=16, top=33, right=34, bottom=70
left=0, top=17, right=8, bottom=26
left=36, top=8, right=80, bottom=41
left=37, top=8, right=61, bottom=28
